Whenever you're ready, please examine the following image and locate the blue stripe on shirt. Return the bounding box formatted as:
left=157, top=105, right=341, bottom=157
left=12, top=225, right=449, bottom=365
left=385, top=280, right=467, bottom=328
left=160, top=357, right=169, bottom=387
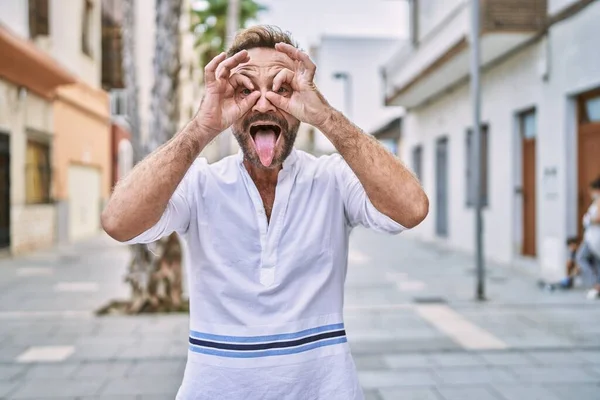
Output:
left=189, top=323, right=345, bottom=344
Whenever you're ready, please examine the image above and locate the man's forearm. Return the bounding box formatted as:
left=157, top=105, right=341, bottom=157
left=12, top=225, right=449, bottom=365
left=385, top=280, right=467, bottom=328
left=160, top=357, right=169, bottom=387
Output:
left=318, top=109, right=428, bottom=228
left=101, top=119, right=211, bottom=242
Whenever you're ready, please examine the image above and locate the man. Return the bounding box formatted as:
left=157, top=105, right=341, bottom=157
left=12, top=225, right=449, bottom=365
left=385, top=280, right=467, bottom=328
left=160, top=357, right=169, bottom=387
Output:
left=102, top=26, right=428, bottom=400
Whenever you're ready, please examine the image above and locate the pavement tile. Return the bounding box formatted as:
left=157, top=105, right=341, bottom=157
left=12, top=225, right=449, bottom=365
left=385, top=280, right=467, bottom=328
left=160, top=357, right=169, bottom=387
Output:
left=350, top=338, right=458, bottom=355
left=546, top=383, right=600, bottom=400
left=493, top=384, right=563, bottom=400
left=78, top=397, right=139, bottom=400
left=436, top=385, right=501, bottom=400
left=479, top=352, right=536, bottom=366
left=571, top=350, right=600, bottom=364
left=362, top=389, right=384, bottom=400
left=378, top=388, right=441, bottom=400
left=527, top=350, right=587, bottom=365
left=383, top=354, right=435, bottom=369
left=430, top=353, right=485, bottom=367
left=15, top=346, right=75, bottom=363
left=73, top=361, right=134, bottom=379
left=510, top=366, right=599, bottom=383
left=127, top=360, right=185, bottom=377
left=0, top=346, right=28, bottom=362
left=71, top=344, right=124, bottom=361
left=21, top=363, right=79, bottom=379
left=8, top=377, right=106, bottom=398
left=0, top=364, right=28, bottom=380
left=0, top=381, right=20, bottom=398
left=353, top=356, right=389, bottom=370
left=358, top=370, right=437, bottom=389
left=99, top=376, right=181, bottom=396
left=434, top=367, right=516, bottom=385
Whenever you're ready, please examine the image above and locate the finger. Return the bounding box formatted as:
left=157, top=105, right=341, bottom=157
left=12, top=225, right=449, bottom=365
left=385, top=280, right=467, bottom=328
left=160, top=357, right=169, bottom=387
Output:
left=237, top=91, right=261, bottom=114
left=216, top=50, right=250, bottom=80
left=265, top=92, right=291, bottom=112
left=230, top=73, right=254, bottom=91
left=275, top=43, right=316, bottom=80
left=272, top=68, right=295, bottom=92
left=204, top=52, right=227, bottom=82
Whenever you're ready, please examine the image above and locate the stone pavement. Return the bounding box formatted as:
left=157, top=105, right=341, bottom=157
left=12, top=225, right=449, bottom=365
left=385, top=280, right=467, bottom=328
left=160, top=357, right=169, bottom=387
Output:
left=0, top=229, right=598, bottom=399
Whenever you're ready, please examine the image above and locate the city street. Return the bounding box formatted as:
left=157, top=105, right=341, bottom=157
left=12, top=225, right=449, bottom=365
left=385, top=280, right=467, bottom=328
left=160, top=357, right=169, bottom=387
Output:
left=0, top=229, right=599, bottom=399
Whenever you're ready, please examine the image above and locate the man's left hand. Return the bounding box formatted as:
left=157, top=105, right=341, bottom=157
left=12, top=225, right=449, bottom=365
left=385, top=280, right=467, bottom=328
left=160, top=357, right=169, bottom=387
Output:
left=265, top=43, right=333, bottom=128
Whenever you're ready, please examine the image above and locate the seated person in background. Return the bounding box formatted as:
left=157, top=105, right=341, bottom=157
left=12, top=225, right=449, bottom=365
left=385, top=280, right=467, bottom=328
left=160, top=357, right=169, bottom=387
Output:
left=539, top=237, right=580, bottom=291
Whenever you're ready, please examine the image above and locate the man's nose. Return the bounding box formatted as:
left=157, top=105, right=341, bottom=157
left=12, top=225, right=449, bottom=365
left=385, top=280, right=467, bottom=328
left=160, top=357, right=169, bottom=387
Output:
left=252, top=91, right=276, bottom=113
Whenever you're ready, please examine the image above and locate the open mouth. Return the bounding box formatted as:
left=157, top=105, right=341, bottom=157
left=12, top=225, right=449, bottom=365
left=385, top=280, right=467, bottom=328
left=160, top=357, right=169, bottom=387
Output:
left=249, top=123, right=282, bottom=167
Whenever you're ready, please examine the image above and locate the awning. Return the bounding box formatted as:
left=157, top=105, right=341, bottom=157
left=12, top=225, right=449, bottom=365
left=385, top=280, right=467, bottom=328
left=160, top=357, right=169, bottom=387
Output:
left=0, top=24, right=76, bottom=98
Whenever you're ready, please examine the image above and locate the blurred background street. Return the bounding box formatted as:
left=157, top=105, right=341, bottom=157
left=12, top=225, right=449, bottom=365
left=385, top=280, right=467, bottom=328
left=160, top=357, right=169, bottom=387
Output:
left=1, top=0, right=600, bottom=398
left=0, top=230, right=599, bottom=399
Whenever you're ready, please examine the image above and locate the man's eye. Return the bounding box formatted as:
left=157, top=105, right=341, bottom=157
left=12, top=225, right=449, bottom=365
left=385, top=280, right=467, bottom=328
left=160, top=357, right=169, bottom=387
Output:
left=241, top=88, right=252, bottom=95
left=277, top=87, right=288, bottom=94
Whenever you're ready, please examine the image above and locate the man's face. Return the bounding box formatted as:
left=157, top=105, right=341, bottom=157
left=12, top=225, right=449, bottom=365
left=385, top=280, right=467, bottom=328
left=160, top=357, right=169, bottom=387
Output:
left=230, top=48, right=300, bottom=169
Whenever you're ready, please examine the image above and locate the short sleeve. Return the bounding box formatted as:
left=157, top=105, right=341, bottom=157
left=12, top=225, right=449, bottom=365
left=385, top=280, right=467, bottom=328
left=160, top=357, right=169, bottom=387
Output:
left=123, top=158, right=203, bottom=244
left=332, top=154, right=406, bottom=234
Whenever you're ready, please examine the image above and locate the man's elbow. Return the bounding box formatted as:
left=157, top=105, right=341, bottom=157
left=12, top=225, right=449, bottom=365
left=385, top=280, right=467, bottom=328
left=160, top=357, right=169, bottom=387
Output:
left=401, top=194, right=429, bottom=229
left=101, top=209, right=130, bottom=243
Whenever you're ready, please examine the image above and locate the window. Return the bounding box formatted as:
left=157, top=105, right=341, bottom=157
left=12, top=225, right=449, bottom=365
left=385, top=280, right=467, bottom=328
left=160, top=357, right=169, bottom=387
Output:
left=110, top=89, right=127, bottom=116
left=82, top=0, right=94, bottom=57
left=466, top=125, right=489, bottom=207
left=26, top=140, right=52, bottom=204
left=412, top=145, right=423, bottom=182
left=584, top=95, right=600, bottom=123
left=29, top=0, right=49, bottom=38
left=520, top=109, right=537, bottom=139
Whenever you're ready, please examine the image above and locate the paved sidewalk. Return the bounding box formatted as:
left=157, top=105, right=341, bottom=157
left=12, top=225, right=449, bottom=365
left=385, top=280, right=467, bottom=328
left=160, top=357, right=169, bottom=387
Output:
left=0, top=229, right=598, bottom=399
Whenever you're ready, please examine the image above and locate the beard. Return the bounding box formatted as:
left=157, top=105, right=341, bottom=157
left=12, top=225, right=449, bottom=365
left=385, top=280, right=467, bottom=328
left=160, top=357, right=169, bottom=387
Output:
left=232, top=113, right=300, bottom=168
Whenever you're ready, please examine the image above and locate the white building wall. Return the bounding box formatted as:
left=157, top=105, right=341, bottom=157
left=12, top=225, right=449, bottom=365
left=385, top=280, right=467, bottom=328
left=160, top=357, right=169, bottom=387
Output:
left=403, top=42, right=542, bottom=262
left=538, top=0, right=600, bottom=279
left=0, top=0, right=29, bottom=38
left=0, top=0, right=102, bottom=87
left=47, top=0, right=102, bottom=87
left=401, top=1, right=600, bottom=280
left=313, top=36, right=403, bottom=153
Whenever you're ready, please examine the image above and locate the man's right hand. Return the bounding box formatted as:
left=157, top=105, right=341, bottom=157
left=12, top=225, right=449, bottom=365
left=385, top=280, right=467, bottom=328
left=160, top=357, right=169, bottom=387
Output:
left=195, top=50, right=260, bottom=139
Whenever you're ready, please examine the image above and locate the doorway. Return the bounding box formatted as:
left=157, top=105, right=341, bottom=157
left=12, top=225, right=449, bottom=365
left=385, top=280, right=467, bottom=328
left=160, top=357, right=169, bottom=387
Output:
left=577, top=89, right=600, bottom=240
left=520, top=110, right=537, bottom=257
left=435, top=137, right=449, bottom=237
left=0, top=133, right=10, bottom=249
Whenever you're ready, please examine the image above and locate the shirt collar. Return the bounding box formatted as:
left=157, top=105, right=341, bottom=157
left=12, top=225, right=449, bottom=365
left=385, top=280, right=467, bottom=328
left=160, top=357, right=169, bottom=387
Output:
left=236, top=148, right=298, bottom=172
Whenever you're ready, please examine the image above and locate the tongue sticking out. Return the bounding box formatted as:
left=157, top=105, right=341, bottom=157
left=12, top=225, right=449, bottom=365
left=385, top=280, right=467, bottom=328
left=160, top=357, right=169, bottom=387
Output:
left=254, top=129, right=277, bottom=167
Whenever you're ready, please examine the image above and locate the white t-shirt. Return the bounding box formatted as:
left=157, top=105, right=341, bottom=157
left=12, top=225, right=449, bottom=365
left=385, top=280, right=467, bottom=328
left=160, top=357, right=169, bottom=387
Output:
left=126, top=149, right=406, bottom=399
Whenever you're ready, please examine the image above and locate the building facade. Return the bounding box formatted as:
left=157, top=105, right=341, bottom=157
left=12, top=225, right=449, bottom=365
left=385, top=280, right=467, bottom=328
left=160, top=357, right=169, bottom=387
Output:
left=0, top=22, right=75, bottom=254
left=384, top=0, right=600, bottom=281
left=311, top=35, right=404, bottom=154
left=0, top=0, right=111, bottom=253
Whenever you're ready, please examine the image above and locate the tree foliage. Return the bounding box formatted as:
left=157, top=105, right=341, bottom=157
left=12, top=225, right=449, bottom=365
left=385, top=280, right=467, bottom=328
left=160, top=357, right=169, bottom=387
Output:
left=191, top=0, right=267, bottom=69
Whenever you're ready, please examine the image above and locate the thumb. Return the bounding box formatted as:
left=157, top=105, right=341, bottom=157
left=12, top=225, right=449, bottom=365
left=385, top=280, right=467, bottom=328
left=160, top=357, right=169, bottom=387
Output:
left=265, top=92, right=290, bottom=113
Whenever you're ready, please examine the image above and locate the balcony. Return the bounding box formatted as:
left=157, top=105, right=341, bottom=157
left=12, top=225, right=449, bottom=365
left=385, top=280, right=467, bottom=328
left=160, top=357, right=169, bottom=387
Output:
left=384, top=0, right=547, bottom=108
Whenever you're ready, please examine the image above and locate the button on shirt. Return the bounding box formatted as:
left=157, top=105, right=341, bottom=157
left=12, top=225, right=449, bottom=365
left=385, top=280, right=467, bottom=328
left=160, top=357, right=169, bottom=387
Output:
left=126, top=149, right=406, bottom=400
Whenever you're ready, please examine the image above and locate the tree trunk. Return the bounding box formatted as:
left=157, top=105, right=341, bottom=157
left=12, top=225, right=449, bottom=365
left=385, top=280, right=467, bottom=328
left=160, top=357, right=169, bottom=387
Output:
left=119, top=0, right=185, bottom=314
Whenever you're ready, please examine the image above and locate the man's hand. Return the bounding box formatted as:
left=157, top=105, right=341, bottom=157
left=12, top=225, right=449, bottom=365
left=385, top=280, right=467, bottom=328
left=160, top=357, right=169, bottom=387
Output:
left=196, top=50, right=261, bottom=138
left=265, top=43, right=333, bottom=128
